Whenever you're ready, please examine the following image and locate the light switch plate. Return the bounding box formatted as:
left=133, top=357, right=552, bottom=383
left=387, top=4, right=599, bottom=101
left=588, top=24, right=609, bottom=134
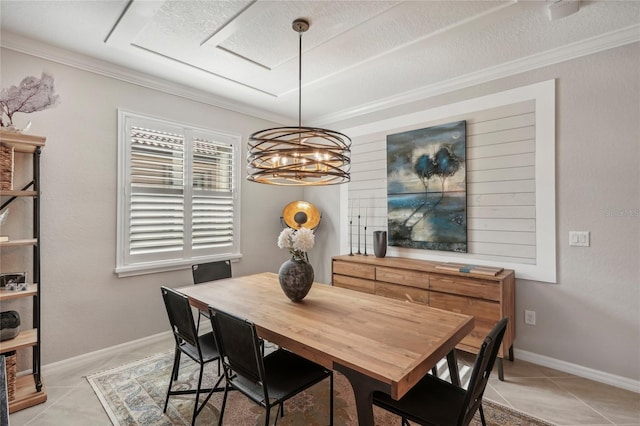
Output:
left=569, top=231, right=590, bottom=247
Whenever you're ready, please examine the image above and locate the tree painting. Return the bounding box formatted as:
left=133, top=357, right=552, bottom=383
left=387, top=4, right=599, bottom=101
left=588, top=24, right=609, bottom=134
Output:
left=386, top=121, right=467, bottom=253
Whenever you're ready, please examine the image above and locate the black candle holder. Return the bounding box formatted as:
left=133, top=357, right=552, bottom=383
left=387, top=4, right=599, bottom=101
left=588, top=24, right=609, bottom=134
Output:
left=349, top=219, right=354, bottom=256
left=363, top=226, right=368, bottom=256
left=357, top=215, right=362, bottom=254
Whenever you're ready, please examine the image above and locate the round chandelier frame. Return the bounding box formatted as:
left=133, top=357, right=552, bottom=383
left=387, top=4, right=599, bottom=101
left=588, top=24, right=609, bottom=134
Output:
left=247, top=19, right=351, bottom=186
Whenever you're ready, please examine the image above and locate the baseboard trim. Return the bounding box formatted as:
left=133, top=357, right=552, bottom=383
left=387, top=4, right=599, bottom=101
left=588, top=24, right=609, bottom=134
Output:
left=40, top=332, right=639, bottom=394
left=514, top=348, right=640, bottom=393
left=42, top=331, right=173, bottom=375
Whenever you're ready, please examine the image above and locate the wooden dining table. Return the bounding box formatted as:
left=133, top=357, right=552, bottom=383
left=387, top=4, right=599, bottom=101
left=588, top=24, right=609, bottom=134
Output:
left=177, top=272, right=474, bottom=426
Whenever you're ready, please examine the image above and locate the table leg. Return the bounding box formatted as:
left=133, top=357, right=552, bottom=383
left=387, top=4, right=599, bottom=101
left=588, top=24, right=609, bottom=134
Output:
left=446, top=350, right=461, bottom=387
left=334, top=363, right=391, bottom=426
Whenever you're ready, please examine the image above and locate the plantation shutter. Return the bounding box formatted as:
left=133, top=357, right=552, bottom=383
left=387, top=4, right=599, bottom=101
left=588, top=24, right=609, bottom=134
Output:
left=117, top=110, right=241, bottom=276
left=129, top=126, right=185, bottom=256
left=192, top=136, right=235, bottom=251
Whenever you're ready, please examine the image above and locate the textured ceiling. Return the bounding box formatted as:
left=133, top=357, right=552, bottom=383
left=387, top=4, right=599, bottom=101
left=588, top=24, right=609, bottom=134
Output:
left=1, top=1, right=639, bottom=125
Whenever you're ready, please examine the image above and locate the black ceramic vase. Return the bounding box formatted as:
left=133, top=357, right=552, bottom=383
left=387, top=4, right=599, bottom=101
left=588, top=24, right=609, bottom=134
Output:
left=373, top=231, right=387, bottom=258
left=278, top=258, right=314, bottom=302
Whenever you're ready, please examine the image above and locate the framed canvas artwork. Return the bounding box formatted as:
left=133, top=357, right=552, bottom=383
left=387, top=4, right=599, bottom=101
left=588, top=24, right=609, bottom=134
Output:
left=386, top=120, right=467, bottom=253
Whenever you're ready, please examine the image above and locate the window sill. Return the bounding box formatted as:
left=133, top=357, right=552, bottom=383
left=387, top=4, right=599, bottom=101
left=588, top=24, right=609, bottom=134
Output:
left=115, top=254, right=242, bottom=278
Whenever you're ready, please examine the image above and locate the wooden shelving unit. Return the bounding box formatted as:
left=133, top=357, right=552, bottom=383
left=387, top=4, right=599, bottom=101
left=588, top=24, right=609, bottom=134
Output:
left=0, top=329, right=38, bottom=353
left=0, top=284, right=38, bottom=301
left=0, top=190, right=37, bottom=197
left=0, top=239, right=38, bottom=248
left=0, top=130, right=47, bottom=413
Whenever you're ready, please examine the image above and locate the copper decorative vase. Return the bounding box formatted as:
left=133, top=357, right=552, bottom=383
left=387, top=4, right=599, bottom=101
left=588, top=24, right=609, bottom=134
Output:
left=278, top=258, right=314, bottom=302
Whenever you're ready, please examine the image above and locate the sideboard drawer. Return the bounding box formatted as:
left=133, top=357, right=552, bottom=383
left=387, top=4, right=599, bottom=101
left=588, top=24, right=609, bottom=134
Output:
left=429, top=292, right=500, bottom=322
left=333, top=274, right=375, bottom=294
left=333, top=260, right=375, bottom=280
left=458, top=319, right=497, bottom=354
left=376, top=266, right=429, bottom=289
left=375, top=281, right=429, bottom=304
left=430, top=275, right=500, bottom=301
left=429, top=292, right=502, bottom=355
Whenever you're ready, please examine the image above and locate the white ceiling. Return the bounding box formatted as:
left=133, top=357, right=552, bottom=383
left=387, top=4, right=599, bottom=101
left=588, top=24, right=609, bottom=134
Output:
left=1, top=1, right=639, bottom=125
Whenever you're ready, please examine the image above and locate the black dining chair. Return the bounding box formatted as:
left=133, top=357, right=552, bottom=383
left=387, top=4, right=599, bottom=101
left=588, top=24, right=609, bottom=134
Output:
left=192, top=260, right=232, bottom=331
left=372, top=317, right=508, bottom=426
left=192, top=260, right=232, bottom=284
left=160, top=286, right=224, bottom=426
left=209, top=307, right=334, bottom=426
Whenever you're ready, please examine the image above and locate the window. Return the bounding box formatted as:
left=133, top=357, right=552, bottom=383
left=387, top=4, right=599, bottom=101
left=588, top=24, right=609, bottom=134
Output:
left=116, top=110, right=241, bottom=277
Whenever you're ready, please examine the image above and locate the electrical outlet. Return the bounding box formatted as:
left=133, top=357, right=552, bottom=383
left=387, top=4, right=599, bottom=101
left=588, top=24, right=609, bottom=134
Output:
left=525, top=310, right=536, bottom=325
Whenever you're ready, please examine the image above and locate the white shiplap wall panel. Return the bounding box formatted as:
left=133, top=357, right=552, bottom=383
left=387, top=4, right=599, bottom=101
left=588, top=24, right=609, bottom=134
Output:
left=467, top=218, right=535, bottom=232
left=352, top=151, right=386, bottom=165
left=468, top=139, right=535, bottom=159
left=352, top=138, right=387, bottom=152
left=351, top=159, right=387, bottom=174
left=348, top=99, right=538, bottom=262
left=465, top=100, right=534, bottom=122
left=468, top=242, right=536, bottom=259
left=468, top=179, right=536, bottom=194
left=470, top=126, right=535, bottom=146
left=467, top=112, right=535, bottom=135
left=348, top=178, right=386, bottom=191
left=467, top=166, right=535, bottom=183
left=467, top=192, right=536, bottom=206
left=470, top=230, right=537, bottom=245
left=342, top=80, right=556, bottom=282
left=470, top=206, right=536, bottom=219
left=467, top=153, right=535, bottom=170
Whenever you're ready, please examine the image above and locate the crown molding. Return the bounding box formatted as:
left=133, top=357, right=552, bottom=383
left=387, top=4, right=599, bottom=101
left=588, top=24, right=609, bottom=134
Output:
left=0, top=31, right=290, bottom=126
left=312, top=24, right=640, bottom=127
left=3, top=23, right=638, bottom=128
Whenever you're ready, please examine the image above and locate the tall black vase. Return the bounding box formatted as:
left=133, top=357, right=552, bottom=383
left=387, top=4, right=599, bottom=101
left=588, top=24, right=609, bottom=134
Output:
left=373, top=231, right=387, bottom=258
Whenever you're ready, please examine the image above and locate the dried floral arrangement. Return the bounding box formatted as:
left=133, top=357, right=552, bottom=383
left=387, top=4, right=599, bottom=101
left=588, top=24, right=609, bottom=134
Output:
left=0, top=72, right=60, bottom=129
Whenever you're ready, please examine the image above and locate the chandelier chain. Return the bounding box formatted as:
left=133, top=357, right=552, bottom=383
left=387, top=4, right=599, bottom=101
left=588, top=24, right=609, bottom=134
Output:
left=246, top=18, right=351, bottom=186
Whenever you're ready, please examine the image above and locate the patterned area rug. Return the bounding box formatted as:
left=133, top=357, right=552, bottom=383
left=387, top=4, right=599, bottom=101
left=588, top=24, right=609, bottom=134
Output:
left=87, top=352, right=555, bottom=426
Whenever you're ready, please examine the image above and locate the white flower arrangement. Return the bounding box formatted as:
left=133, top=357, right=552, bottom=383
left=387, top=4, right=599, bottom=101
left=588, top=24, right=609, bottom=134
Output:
left=277, top=226, right=315, bottom=261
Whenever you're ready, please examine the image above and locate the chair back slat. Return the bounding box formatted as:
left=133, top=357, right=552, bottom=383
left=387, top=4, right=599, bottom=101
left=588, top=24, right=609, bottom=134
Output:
left=459, top=317, right=508, bottom=425
left=161, top=286, right=199, bottom=348
left=212, top=309, right=266, bottom=395
left=192, top=260, right=232, bottom=284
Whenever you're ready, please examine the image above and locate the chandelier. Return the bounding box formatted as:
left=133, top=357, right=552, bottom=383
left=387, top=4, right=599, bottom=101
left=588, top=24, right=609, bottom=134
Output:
left=247, top=19, right=351, bottom=186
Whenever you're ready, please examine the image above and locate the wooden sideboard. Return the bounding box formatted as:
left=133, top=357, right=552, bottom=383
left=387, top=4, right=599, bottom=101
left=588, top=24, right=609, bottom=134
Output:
left=332, top=255, right=515, bottom=376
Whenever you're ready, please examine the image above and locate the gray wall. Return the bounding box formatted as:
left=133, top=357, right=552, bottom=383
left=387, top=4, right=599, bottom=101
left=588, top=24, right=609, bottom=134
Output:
left=325, top=42, right=640, bottom=383
left=1, top=48, right=303, bottom=365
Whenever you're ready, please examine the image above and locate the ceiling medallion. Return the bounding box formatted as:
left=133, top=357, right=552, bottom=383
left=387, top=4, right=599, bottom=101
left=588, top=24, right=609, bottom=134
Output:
left=247, top=19, right=351, bottom=186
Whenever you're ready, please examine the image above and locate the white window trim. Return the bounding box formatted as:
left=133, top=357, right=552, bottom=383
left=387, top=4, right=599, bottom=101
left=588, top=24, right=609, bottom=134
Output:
left=340, top=80, right=556, bottom=283
left=115, top=109, right=242, bottom=277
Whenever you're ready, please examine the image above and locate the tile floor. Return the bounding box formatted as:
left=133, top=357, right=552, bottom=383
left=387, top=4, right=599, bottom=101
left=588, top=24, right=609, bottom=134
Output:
left=7, top=334, right=640, bottom=426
